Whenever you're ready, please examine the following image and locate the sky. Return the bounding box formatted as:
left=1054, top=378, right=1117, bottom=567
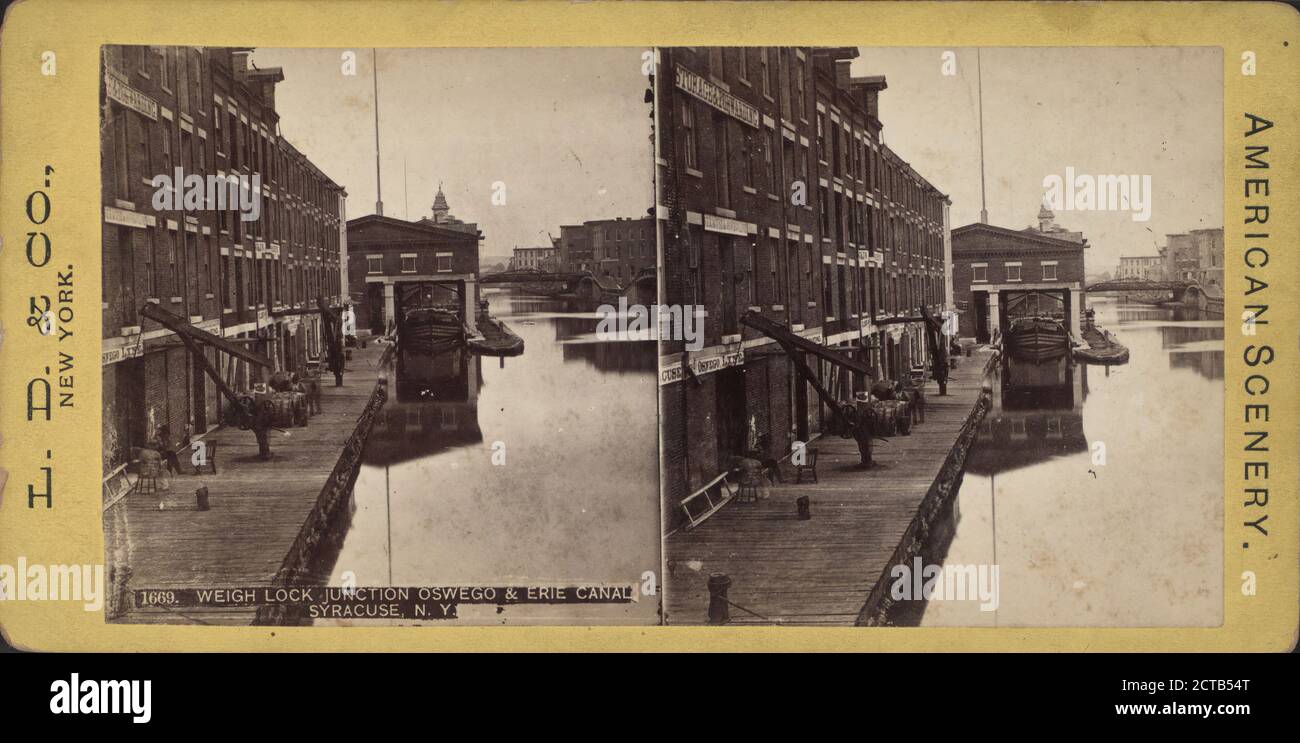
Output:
left=851, top=47, right=1223, bottom=275
left=250, top=47, right=653, bottom=259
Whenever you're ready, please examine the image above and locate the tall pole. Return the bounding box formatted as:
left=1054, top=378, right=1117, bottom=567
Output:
left=977, top=48, right=988, bottom=225
left=373, top=48, right=384, bottom=217
left=403, top=158, right=409, bottom=219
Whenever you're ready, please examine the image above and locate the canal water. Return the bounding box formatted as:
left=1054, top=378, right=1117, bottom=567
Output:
left=313, top=288, right=661, bottom=625
left=919, top=296, right=1224, bottom=627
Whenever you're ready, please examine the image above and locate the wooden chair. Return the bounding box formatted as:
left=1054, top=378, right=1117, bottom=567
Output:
left=794, top=447, right=819, bottom=484
left=133, top=448, right=164, bottom=495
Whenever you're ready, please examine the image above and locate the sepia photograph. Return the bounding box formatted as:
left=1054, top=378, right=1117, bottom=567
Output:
left=98, top=45, right=661, bottom=625
left=655, top=46, right=1224, bottom=627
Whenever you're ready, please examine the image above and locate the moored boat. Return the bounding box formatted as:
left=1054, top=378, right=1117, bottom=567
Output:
left=400, top=307, right=466, bottom=356
left=1004, top=316, right=1070, bottom=363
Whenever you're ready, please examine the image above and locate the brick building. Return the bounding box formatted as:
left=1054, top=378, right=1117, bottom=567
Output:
left=656, top=47, right=951, bottom=531
left=1117, top=255, right=1163, bottom=281
left=557, top=224, right=593, bottom=273
left=101, top=45, right=346, bottom=476
left=347, top=186, right=482, bottom=337
left=508, top=245, right=557, bottom=271
left=951, top=207, right=1088, bottom=344
left=553, top=217, right=656, bottom=284
left=587, top=217, right=656, bottom=284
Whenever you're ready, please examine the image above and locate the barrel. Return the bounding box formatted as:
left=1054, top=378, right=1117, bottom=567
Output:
left=269, top=370, right=298, bottom=392
left=263, top=392, right=305, bottom=429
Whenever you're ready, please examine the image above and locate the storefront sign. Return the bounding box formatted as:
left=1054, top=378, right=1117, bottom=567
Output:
left=102, top=335, right=144, bottom=366
left=104, top=206, right=155, bottom=229
left=659, top=348, right=745, bottom=385
left=703, top=213, right=748, bottom=236
left=105, top=69, right=158, bottom=120
left=675, top=64, right=760, bottom=129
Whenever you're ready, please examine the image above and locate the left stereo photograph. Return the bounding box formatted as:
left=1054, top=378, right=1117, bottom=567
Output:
left=98, top=46, right=662, bottom=625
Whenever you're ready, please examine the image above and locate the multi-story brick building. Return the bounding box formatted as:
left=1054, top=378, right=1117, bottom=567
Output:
left=557, top=224, right=593, bottom=273
left=951, top=206, right=1088, bottom=344
left=587, top=216, right=656, bottom=285
left=1117, top=255, right=1164, bottom=281
left=508, top=245, right=558, bottom=271
left=101, top=46, right=346, bottom=476
left=347, top=185, right=482, bottom=337
left=655, top=47, right=951, bottom=531
left=553, top=217, right=656, bottom=284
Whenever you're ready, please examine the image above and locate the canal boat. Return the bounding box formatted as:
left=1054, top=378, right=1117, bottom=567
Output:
left=1003, top=316, right=1071, bottom=364
left=400, top=307, right=466, bottom=355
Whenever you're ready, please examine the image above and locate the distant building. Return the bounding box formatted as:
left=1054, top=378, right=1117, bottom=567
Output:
left=347, top=185, right=482, bottom=336
left=1117, top=255, right=1163, bottom=281
left=1190, top=228, right=1224, bottom=292
left=952, top=206, right=1088, bottom=344
left=553, top=217, right=655, bottom=282
left=557, top=224, right=593, bottom=273
left=509, top=245, right=558, bottom=271
left=1156, top=227, right=1222, bottom=294
left=587, top=217, right=655, bottom=284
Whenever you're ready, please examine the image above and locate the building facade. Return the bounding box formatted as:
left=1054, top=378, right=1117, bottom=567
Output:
left=346, top=191, right=482, bottom=337
left=508, top=245, right=558, bottom=271
left=556, top=224, right=593, bottom=273
left=101, top=45, right=346, bottom=476
left=951, top=210, right=1088, bottom=344
left=587, top=217, right=656, bottom=284
left=1117, top=255, right=1163, bottom=281
left=656, top=47, right=951, bottom=531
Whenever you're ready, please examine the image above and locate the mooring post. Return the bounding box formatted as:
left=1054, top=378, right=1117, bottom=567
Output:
left=196, top=486, right=210, bottom=511
left=706, top=573, right=732, bottom=625
left=796, top=495, right=811, bottom=520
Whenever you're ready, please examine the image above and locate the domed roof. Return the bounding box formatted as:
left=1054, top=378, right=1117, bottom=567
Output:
left=432, top=183, right=450, bottom=214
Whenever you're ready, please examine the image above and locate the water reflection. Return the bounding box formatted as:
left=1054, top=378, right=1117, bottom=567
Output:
left=312, top=288, right=661, bottom=626
left=916, top=297, right=1224, bottom=627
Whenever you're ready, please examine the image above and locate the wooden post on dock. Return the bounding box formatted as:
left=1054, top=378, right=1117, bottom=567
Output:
left=706, top=573, right=732, bottom=624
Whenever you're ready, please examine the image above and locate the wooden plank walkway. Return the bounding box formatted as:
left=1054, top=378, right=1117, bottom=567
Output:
left=665, top=348, right=994, bottom=626
left=112, top=343, right=387, bottom=625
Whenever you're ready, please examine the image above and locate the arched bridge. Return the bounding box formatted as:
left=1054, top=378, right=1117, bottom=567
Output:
left=480, top=270, right=587, bottom=290
left=1085, top=277, right=1217, bottom=309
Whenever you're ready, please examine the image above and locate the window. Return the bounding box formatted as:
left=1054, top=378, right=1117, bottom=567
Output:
left=714, top=116, right=731, bottom=207
left=764, top=128, right=777, bottom=192
left=792, top=56, right=805, bottom=120
left=748, top=239, right=758, bottom=304
left=972, top=264, right=987, bottom=283
left=159, top=49, right=171, bottom=91
left=1042, top=262, right=1058, bottom=281
left=401, top=255, right=416, bottom=273
left=760, top=49, right=771, bottom=97
left=744, top=132, right=756, bottom=189
left=176, top=48, right=189, bottom=112
left=367, top=255, right=382, bottom=274
left=708, top=48, right=724, bottom=78
left=113, top=112, right=131, bottom=200
left=436, top=254, right=452, bottom=272
left=737, top=47, right=749, bottom=81
left=681, top=100, right=698, bottom=170
left=1006, top=263, right=1022, bottom=282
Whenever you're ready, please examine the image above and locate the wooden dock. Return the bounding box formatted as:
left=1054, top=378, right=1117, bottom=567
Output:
left=664, top=348, right=995, bottom=626
left=111, top=343, right=388, bottom=625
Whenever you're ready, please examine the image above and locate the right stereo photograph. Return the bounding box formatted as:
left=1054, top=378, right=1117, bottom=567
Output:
left=654, top=46, right=1224, bottom=628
